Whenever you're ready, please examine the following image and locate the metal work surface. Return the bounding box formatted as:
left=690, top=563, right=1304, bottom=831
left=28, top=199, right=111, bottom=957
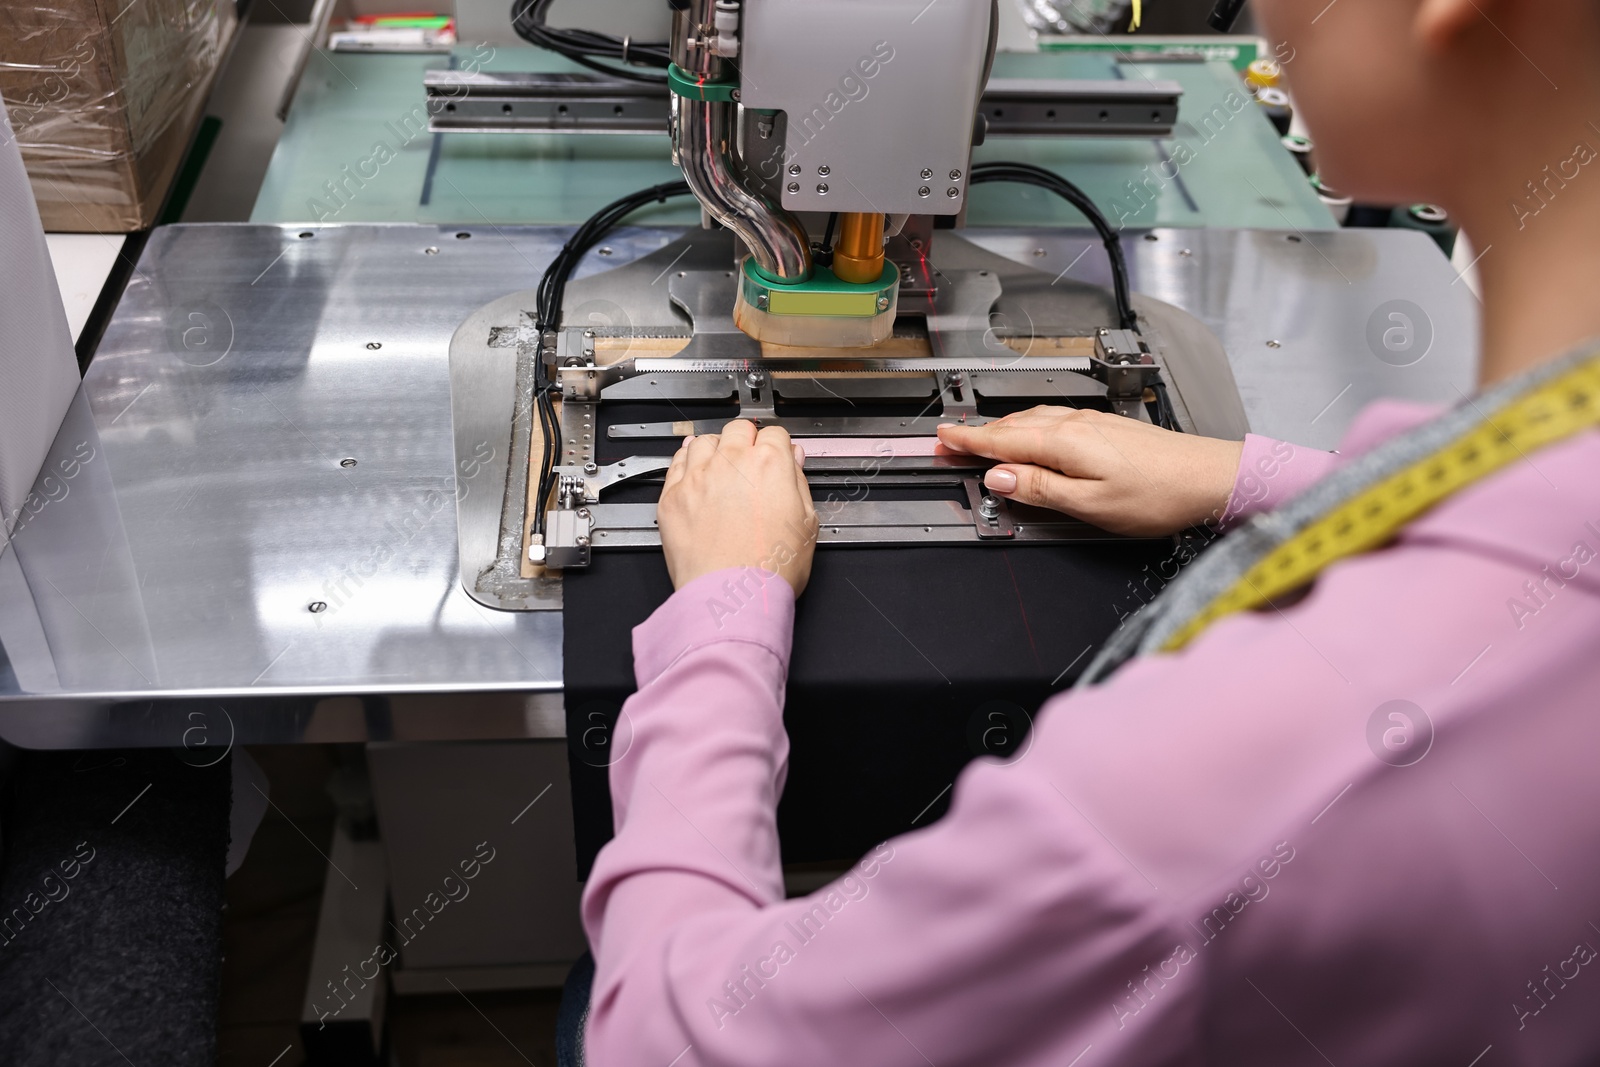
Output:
left=0, top=222, right=1477, bottom=747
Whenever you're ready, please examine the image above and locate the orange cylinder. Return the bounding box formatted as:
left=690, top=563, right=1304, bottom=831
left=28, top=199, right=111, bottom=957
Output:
left=832, top=212, right=887, bottom=284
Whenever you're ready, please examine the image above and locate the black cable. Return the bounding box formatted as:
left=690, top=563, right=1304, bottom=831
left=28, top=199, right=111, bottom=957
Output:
left=510, top=0, right=672, bottom=83
left=813, top=211, right=839, bottom=267
left=1150, top=380, right=1179, bottom=431
left=969, top=161, right=1138, bottom=331
left=531, top=180, right=694, bottom=538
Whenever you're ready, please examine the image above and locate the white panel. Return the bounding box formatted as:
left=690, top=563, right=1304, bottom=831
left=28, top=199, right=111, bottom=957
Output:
left=740, top=0, right=990, bottom=215
left=0, top=92, right=80, bottom=538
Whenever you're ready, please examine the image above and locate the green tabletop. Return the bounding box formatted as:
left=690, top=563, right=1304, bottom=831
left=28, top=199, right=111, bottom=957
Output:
left=253, top=42, right=1331, bottom=232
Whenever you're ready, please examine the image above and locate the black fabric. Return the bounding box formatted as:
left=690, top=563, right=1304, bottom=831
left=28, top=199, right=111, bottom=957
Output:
left=557, top=950, right=595, bottom=1067
left=0, top=748, right=230, bottom=1066
left=564, top=540, right=1170, bottom=875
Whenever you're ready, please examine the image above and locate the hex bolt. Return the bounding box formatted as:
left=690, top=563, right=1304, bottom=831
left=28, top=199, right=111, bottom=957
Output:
left=745, top=371, right=766, bottom=389
left=583, top=462, right=598, bottom=474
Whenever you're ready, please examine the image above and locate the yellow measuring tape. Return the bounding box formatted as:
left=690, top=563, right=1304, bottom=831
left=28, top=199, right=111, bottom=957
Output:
left=1161, top=355, right=1600, bottom=653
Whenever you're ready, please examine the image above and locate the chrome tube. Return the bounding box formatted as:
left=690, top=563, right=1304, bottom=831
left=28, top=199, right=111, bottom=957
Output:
left=672, top=95, right=812, bottom=282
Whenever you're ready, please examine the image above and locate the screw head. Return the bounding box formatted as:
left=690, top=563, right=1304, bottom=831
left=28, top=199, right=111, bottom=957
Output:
left=818, top=164, right=831, bottom=176
left=308, top=601, right=327, bottom=613
left=756, top=293, right=769, bottom=308
left=788, top=164, right=802, bottom=176
left=583, top=462, right=598, bottom=474
left=423, top=246, right=439, bottom=255
left=730, top=88, right=741, bottom=101
left=366, top=341, right=381, bottom=350
left=339, top=458, right=357, bottom=468
left=817, top=183, right=829, bottom=194
left=920, top=168, right=933, bottom=179
left=946, top=187, right=959, bottom=199
left=950, top=169, right=963, bottom=181
left=1267, top=339, right=1283, bottom=349
left=787, top=182, right=800, bottom=193
left=876, top=296, right=890, bottom=311
left=918, top=186, right=931, bottom=198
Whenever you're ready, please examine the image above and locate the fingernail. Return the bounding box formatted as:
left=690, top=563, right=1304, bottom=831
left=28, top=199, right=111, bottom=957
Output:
left=681, top=435, right=695, bottom=449
left=793, top=443, right=806, bottom=466
left=936, top=424, right=969, bottom=453
left=985, top=468, right=1017, bottom=493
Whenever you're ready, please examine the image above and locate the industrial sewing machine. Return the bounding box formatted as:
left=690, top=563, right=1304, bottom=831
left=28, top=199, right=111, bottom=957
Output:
left=444, top=0, right=1250, bottom=611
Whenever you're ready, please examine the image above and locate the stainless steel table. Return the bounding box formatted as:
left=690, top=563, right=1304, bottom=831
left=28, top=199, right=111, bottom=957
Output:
left=0, top=222, right=1478, bottom=748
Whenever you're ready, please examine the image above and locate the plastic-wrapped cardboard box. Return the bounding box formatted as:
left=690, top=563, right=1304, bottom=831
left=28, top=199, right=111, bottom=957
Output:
left=0, top=0, right=236, bottom=232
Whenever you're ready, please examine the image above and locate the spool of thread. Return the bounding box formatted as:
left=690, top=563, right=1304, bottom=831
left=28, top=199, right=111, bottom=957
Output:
left=1246, top=59, right=1282, bottom=92
left=1311, top=174, right=1353, bottom=225
left=1255, top=86, right=1293, bottom=136
left=1391, top=203, right=1458, bottom=257
left=1281, top=134, right=1315, bottom=176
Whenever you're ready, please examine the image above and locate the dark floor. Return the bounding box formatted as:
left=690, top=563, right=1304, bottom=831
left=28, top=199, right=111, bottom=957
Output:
left=218, top=746, right=562, bottom=1067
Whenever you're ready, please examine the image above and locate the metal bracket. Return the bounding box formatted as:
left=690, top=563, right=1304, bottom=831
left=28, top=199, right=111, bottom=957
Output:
left=554, top=456, right=675, bottom=505
left=545, top=507, right=595, bottom=569
left=964, top=478, right=1016, bottom=540
left=1091, top=328, right=1161, bottom=402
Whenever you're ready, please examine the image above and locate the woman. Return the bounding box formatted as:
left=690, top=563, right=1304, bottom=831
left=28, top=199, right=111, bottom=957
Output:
left=579, top=0, right=1600, bottom=1061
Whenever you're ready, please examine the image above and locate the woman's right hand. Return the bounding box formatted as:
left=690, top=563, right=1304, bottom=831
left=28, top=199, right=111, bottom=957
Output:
left=936, top=407, right=1244, bottom=537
